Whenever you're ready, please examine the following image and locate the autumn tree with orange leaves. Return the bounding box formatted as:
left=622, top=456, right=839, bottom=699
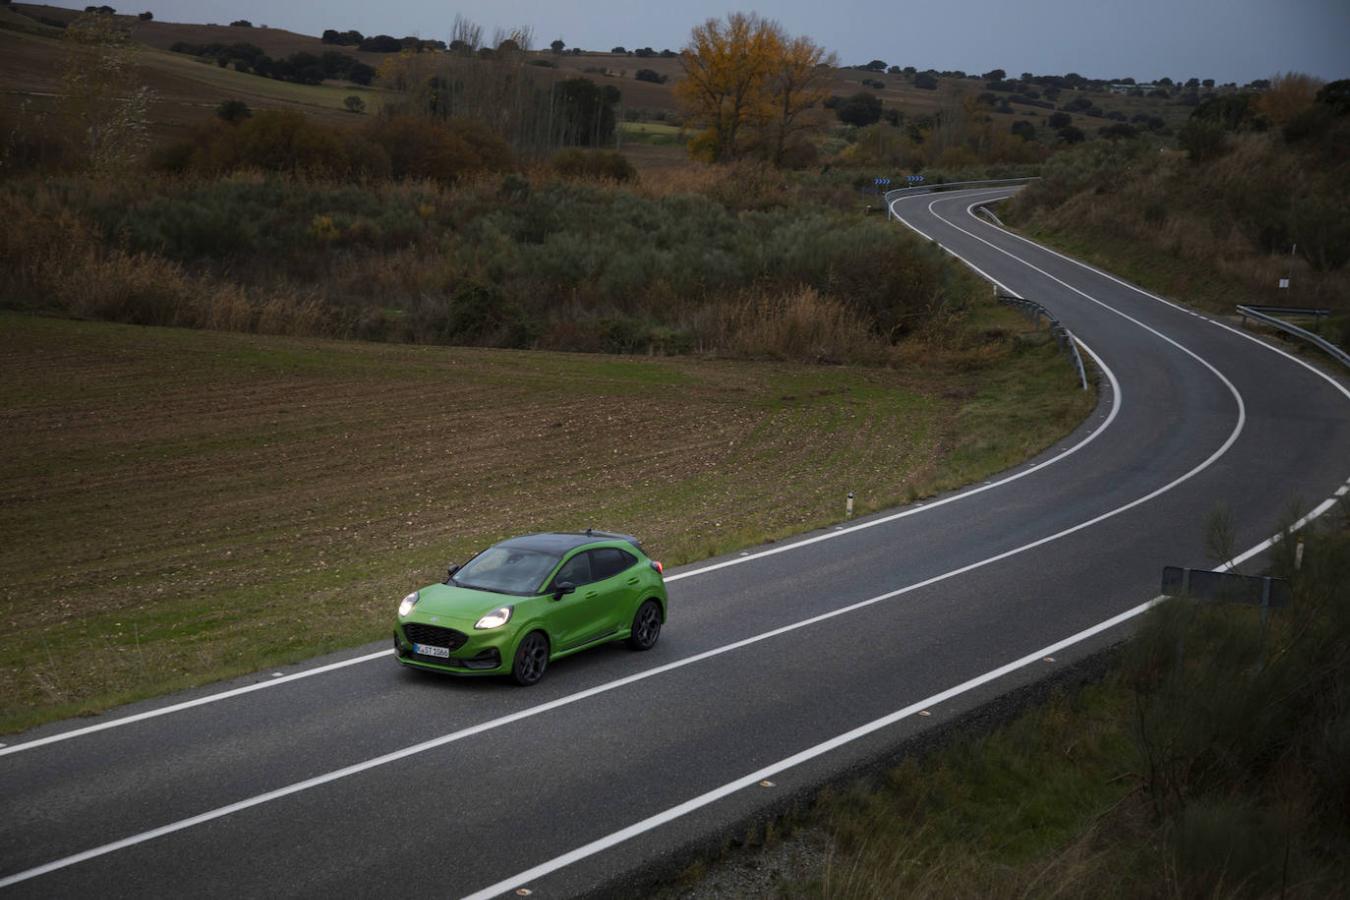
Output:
left=676, top=13, right=836, bottom=165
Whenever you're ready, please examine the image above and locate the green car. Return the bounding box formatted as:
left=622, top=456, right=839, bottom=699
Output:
left=394, top=531, right=668, bottom=685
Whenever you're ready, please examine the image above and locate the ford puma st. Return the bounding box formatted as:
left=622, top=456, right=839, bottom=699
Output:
left=394, top=531, right=667, bottom=685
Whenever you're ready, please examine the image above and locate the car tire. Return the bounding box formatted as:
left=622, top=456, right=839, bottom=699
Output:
left=511, top=631, right=550, bottom=686
left=627, top=600, right=662, bottom=651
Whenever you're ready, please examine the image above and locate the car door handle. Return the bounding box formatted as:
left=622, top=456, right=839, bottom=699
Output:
left=584, top=591, right=599, bottom=599
left=625, top=577, right=639, bottom=585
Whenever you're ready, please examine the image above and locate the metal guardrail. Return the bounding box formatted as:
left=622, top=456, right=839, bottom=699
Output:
left=1161, top=565, right=1290, bottom=624
left=1240, top=305, right=1330, bottom=320
left=1236, top=305, right=1350, bottom=370
left=997, top=292, right=1089, bottom=391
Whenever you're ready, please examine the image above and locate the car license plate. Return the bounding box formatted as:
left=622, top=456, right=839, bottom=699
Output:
left=413, top=642, right=450, bottom=659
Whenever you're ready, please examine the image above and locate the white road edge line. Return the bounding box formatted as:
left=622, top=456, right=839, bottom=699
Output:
left=459, top=485, right=1348, bottom=900
left=0, top=650, right=391, bottom=758
left=0, top=204, right=1266, bottom=889
left=0, top=241, right=1128, bottom=759
left=955, top=192, right=1350, bottom=404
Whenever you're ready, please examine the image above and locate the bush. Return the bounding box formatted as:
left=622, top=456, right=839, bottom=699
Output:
left=230, top=20, right=252, bottom=28
left=1178, top=118, right=1228, bottom=161
left=1056, top=125, right=1085, bottom=144
left=1098, top=122, right=1137, bottom=140
left=836, top=92, right=883, bottom=127
left=365, top=115, right=513, bottom=182
left=913, top=73, right=937, bottom=90
left=551, top=148, right=636, bottom=181
left=215, top=100, right=252, bottom=123
left=1047, top=111, right=1072, bottom=129
left=634, top=68, right=666, bottom=84
left=343, top=95, right=366, bottom=114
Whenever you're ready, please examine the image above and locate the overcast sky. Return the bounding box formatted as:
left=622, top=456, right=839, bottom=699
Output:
left=83, top=0, right=1349, bottom=83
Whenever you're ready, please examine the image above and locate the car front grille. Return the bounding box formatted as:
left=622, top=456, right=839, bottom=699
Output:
left=402, top=622, right=468, bottom=652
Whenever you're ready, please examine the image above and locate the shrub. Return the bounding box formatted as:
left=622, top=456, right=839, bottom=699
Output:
left=1098, top=122, right=1137, bottom=140
left=1056, top=125, right=1085, bottom=144
left=230, top=20, right=252, bottom=28
left=215, top=100, right=252, bottom=123
left=634, top=68, right=666, bottom=84
left=365, top=115, right=513, bottom=182
left=343, top=95, right=366, bottom=114
left=835, top=92, right=882, bottom=127
left=1047, top=111, right=1072, bottom=129
left=551, top=148, right=636, bottom=181
left=1178, top=118, right=1228, bottom=161
left=913, top=73, right=937, bottom=90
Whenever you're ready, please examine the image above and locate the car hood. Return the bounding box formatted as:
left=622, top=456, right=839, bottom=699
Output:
left=408, top=583, right=520, bottom=624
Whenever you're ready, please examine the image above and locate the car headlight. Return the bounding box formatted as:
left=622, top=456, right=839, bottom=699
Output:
left=398, top=592, right=420, bottom=617
left=475, top=606, right=513, bottom=630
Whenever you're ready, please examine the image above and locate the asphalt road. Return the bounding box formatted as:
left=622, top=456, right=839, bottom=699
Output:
left=2, top=188, right=1347, bottom=899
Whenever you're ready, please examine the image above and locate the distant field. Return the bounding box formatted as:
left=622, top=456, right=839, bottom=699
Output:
left=0, top=312, right=1093, bottom=732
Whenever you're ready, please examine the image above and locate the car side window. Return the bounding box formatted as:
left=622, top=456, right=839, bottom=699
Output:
left=553, top=551, right=591, bottom=587
left=588, top=547, right=636, bottom=581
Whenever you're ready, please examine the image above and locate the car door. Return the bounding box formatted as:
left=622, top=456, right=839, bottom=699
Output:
left=580, top=547, right=642, bottom=641
left=545, top=550, right=595, bottom=650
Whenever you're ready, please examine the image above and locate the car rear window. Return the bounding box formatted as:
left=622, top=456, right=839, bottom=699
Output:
left=588, top=547, right=636, bottom=581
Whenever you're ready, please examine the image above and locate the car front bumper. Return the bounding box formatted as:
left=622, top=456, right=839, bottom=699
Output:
left=393, top=626, right=510, bottom=676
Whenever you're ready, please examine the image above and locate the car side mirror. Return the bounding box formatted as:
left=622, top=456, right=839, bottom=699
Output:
left=445, top=563, right=460, bottom=584
left=552, top=581, right=576, bottom=600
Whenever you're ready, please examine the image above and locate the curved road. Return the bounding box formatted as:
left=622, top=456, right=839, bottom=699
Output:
left=2, top=189, right=1347, bottom=898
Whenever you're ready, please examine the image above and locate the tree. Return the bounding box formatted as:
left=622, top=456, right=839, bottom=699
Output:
left=1099, top=122, right=1137, bottom=140
left=611, top=46, right=626, bottom=54
left=675, top=12, right=779, bottom=161
left=1202, top=78, right=1214, bottom=88
left=554, top=78, right=618, bottom=146
left=230, top=20, right=253, bottom=28
left=344, top=95, right=366, bottom=114
left=913, top=73, right=937, bottom=90
left=763, top=32, right=836, bottom=164
left=863, top=59, right=887, bottom=72
left=982, top=68, right=1006, bottom=81
left=835, top=91, right=882, bottom=127
left=138, top=11, right=152, bottom=20
left=449, top=15, right=481, bottom=54
left=550, top=39, right=565, bottom=55
left=1010, top=119, right=1035, bottom=141
left=634, top=68, right=666, bottom=84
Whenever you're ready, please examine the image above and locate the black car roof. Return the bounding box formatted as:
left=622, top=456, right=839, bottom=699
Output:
left=497, top=531, right=642, bottom=554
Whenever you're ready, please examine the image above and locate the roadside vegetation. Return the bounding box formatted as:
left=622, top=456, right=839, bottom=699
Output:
left=0, top=166, right=983, bottom=364
left=665, top=508, right=1350, bottom=898
left=1008, top=75, right=1350, bottom=346
left=0, top=310, right=1093, bottom=733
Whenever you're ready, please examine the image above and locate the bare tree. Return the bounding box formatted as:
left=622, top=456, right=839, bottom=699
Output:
left=449, top=14, right=481, bottom=54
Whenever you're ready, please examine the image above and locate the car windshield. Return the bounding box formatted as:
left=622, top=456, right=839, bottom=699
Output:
left=452, top=546, right=561, bottom=595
